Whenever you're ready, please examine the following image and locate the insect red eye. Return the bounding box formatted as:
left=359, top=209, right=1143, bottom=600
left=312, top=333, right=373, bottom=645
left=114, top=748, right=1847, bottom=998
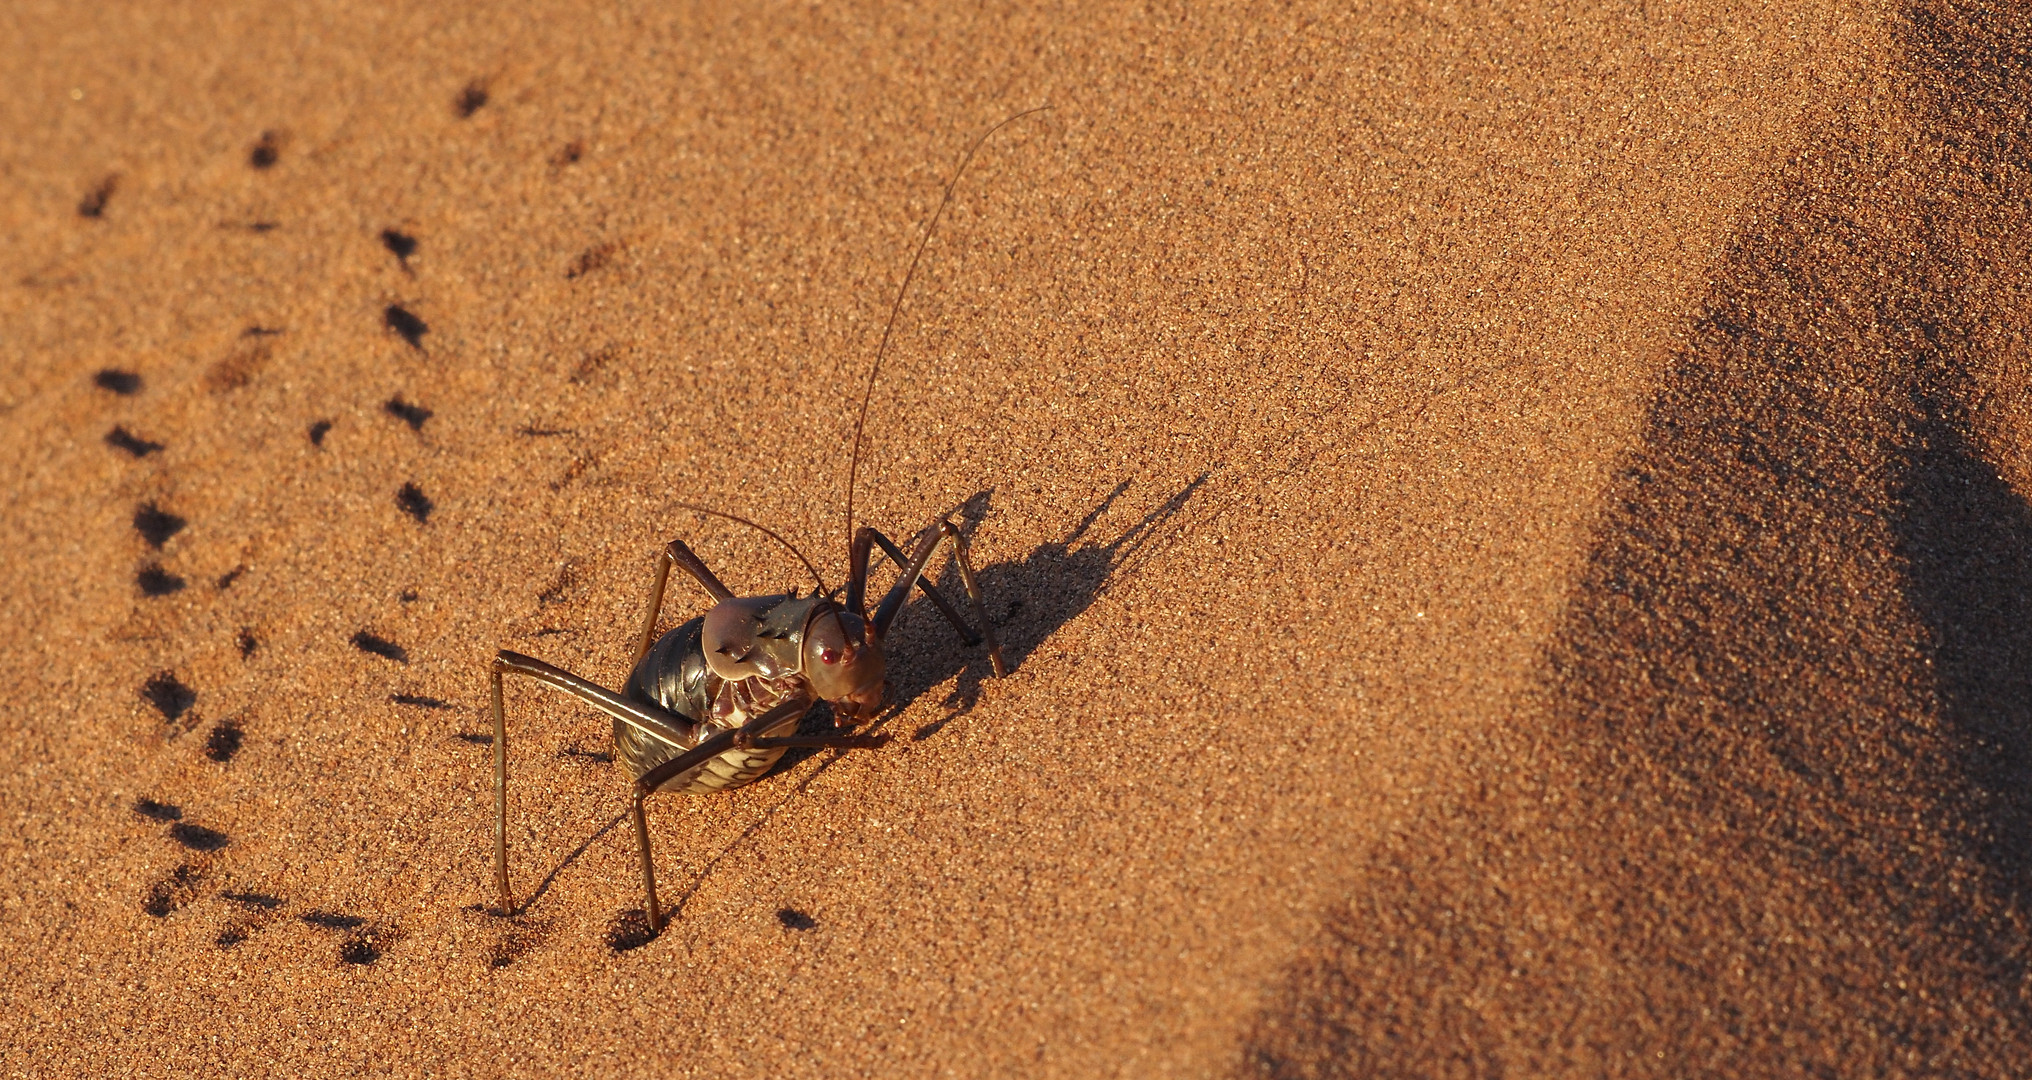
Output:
left=820, top=648, right=841, bottom=665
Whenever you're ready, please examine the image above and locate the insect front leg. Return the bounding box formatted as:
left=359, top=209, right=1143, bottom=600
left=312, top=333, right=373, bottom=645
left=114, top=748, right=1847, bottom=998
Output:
left=862, top=527, right=984, bottom=646
left=860, top=519, right=1008, bottom=677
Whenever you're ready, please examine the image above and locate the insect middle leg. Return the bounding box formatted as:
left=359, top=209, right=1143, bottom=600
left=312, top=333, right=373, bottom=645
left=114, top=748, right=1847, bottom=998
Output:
left=631, top=539, right=735, bottom=666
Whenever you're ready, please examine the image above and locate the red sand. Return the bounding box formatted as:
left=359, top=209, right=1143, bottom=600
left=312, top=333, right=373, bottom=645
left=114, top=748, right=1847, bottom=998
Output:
left=3, top=1, right=2029, bottom=1075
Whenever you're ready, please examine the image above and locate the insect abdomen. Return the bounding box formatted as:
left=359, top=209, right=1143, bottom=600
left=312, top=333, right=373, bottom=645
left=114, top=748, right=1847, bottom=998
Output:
left=618, top=617, right=801, bottom=795
left=625, top=617, right=716, bottom=723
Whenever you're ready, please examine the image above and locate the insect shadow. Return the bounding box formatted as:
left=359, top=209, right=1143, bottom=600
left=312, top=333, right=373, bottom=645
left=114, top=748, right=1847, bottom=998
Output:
left=881, top=472, right=1209, bottom=740
left=496, top=811, right=628, bottom=917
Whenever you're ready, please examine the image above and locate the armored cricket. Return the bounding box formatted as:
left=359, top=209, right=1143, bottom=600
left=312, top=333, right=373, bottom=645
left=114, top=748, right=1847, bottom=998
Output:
left=486, top=109, right=1044, bottom=934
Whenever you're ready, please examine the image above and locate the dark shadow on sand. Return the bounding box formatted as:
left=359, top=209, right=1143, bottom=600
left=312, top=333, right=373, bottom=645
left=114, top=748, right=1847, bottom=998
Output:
left=878, top=474, right=1208, bottom=740
left=1243, top=4, right=2032, bottom=1075
left=1894, top=406, right=2032, bottom=908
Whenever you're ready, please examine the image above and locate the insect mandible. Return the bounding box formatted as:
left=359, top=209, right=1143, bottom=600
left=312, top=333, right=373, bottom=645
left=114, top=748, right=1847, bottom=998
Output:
left=486, top=108, right=1045, bottom=934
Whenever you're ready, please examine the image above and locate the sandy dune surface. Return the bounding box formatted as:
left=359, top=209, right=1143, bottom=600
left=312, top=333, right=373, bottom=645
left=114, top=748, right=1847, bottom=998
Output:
left=3, top=1, right=2028, bottom=1075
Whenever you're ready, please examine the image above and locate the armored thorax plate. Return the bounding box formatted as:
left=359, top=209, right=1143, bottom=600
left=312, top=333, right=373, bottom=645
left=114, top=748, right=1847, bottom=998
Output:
left=701, top=592, right=832, bottom=681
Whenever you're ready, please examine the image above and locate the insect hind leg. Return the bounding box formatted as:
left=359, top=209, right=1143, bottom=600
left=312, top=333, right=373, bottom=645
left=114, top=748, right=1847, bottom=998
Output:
left=488, top=650, right=698, bottom=931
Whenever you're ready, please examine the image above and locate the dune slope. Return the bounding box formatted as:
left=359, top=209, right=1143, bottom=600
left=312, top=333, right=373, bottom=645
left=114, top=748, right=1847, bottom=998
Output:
left=1248, top=3, right=2032, bottom=1075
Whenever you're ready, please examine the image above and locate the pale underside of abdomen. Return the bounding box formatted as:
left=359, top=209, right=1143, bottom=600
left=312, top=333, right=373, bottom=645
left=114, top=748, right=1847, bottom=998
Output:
left=613, top=687, right=807, bottom=795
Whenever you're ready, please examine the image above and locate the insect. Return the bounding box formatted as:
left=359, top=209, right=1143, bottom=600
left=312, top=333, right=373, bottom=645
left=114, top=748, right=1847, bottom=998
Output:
left=486, top=108, right=1045, bottom=935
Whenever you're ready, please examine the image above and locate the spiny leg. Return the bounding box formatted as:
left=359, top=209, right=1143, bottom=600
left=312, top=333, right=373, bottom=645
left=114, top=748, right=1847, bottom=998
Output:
left=864, top=526, right=980, bottom=645
left=940, top=520, right=1008, bottom=677
left=489, top=650, right=699, bottom=919
left=862, top=519, right=1009, bottom=678
left=631, top=539, right=735, bottom=666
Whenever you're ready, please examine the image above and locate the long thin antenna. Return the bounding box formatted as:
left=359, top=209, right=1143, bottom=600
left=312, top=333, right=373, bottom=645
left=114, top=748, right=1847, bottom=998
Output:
left=843, top=104, right=1053, bottom=557
left=672, top=502, right=828, bottom=594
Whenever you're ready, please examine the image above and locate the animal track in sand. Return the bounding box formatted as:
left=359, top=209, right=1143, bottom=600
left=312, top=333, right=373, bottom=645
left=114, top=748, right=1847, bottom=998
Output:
left=776, top=907, right=818, bottom=932
left=396, top=482, right=433, bottom=523
left=77, top=175, right=118, bottom=218
left=168, top=822, right=230, bottom=852
left=301, top=911, right=399, bottom=965
left=137, top=564, right=186, bottom=596
left=133, top=503, right=185, bottom=548
left=487, top=919, right=551, bottom=968
left=384, top=304, right=428, bottom=350
left=93, top=369, right=141, bottom=394
left=133, top=797, right=182, bottom=822
left=604, top=909, right=657, bottom=953
left=140, top=671, right=196, bottom=723
left=105, top=426, right=163, bottom=457
left=380, top=228, right=417, bottom=268
left=247, top=130, right=282, bottom=169
left=204, top=719, right=244, bottom=763
left=351, top=631, right=410, bottom=663
left=384, top=396, right=432, bottom=431
left=141, top=862, right=208, bottom=917
left=454, top=81, right=489, bottom=118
